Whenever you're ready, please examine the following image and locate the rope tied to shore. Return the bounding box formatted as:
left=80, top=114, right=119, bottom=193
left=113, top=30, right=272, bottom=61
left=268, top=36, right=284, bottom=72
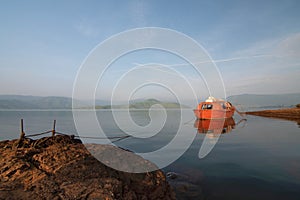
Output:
left=25, top=131, right=52, bottom=138
left=17, top=119, right=131, bottom=145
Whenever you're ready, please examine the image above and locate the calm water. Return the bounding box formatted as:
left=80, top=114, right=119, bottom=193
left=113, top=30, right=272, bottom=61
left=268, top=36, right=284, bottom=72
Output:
left=0, top=110, right=300, bottom=199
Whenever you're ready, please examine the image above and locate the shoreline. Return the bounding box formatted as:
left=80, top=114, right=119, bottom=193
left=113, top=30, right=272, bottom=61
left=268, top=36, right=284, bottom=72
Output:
left=246, top=107, right=300, bottom=123
left=0, top=135, right=175, bottom=200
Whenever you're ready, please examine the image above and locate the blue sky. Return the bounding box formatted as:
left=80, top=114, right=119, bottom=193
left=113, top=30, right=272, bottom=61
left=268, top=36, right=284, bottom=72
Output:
left=0, top=0, right=300, bottom=101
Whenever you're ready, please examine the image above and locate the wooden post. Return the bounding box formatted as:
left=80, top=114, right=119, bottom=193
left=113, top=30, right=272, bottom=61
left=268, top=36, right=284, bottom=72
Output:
left=17, top=119, right=25, bottom=148
left=52, top=120, right=56, bottom=137
left=20, top=119, right=25, bottom=139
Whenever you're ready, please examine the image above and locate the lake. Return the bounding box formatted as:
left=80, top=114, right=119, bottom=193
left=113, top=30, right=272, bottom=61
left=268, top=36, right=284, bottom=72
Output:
left=0, top=109, right=300, bottom=200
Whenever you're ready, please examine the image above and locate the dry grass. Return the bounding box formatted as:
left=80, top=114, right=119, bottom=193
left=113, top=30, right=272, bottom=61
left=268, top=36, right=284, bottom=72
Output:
left=246, top=106, right=300, bottom=123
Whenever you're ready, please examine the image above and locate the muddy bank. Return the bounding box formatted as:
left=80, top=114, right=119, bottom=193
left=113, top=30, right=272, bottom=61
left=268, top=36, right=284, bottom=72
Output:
left=246, top=107, right=300, bottom=124
left=0, top=135, right=175, bottom=200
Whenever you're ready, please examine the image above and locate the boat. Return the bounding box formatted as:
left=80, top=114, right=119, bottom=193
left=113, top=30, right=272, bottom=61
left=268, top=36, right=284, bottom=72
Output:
left=194, top=117, right=236, bottom=134
left=194, top=96, right=235, bottom=119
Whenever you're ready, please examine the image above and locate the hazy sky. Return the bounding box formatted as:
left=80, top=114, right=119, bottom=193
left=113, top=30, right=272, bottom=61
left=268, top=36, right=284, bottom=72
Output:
left=0, top=0, right=300, bottom=100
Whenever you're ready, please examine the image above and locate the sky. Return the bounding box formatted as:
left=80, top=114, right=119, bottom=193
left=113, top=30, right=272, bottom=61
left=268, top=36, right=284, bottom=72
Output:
left=0, top=0, right=300, bottom=101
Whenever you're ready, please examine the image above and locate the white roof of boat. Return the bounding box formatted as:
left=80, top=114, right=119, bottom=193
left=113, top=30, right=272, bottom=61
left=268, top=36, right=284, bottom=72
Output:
left=205, top=96, right=225, bottom=102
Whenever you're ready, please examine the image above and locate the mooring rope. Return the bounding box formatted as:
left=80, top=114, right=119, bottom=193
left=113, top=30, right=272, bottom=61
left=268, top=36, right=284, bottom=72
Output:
left=25, top=130, right=52, bottom=138
left=74, top=135, right=131, bottom=140
left=17, top=119, right=132, bottom=145
left=24, top=129, right=130, bottom=141
left=235, top=118, right=247, bottom=128
left=55, top=131, right=72, bottom=136
left=234, top=107, right=247, bottom=119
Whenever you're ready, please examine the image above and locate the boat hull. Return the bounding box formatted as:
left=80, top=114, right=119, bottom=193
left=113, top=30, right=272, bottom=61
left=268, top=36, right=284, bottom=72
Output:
left=194, top=98, right=235, bottom=119
left=193, top=109, right=234, bottom=119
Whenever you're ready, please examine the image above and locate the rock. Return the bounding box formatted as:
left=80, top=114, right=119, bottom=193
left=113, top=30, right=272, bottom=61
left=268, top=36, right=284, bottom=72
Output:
left=166, top=170, right=205, bottom=200
left=0, top=135, right=175, bottom=200
left=166, top=172, right=178, bottom=179
left=85, top=143, right=159, bottom=173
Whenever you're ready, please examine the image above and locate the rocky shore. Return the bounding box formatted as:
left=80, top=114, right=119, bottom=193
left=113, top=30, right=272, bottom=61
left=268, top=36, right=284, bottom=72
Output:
left=246, top=106, right=300, bottom=124
left=0, top=135, right=175, bottom=200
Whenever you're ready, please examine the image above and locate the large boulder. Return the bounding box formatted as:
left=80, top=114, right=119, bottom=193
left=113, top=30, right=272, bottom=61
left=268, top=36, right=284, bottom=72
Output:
left=0, top=135, right=175, bottom=200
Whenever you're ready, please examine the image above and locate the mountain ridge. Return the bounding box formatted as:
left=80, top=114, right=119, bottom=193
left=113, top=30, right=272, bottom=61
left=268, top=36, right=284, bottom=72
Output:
left=0, top=95, right=186, bottom=109
left=227, top=93, right=300, bottom=109
left=0, top=94, right=299, bottom=110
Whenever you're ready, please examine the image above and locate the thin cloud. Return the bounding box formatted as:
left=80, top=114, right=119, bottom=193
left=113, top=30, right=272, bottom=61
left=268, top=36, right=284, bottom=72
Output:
left=129, top=1, right=147, bottom=26
left=221, top=32, right=300, bottom=95
left=131, top=54, right=273, bottom=68
left=273, top=32, right=300, bottom=57
left=75, top=20, right=99, bottom=37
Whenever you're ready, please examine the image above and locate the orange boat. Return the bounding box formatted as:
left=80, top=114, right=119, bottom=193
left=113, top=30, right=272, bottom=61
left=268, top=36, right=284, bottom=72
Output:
left=194, top=96, right=235, bottom=119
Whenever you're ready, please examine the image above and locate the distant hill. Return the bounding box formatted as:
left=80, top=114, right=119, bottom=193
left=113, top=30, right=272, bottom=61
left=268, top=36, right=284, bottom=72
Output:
left=129, top=99, right=185, bottom=109
left=227, top=93, right=300, bottom=110
left=0, top=99, right=37, bottom=109
left=0, top=95, right=74, bottom=109
left=4, top=93, right=298, bottom=110
left=95, top=99, right=186, bottom=109
left=0, top=95, right=186, bottom=110
left=0, top=95, right=41, bottom=101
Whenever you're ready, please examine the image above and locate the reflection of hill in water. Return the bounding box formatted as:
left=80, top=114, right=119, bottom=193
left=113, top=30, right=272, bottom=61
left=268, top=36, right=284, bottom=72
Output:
left=194, top=118, right=246, bottom=134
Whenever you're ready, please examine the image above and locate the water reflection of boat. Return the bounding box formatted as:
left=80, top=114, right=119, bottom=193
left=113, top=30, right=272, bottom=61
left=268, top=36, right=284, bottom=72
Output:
left=194, top=96, right=235, bottom=119
left=194, top=117, right=236, bottom=134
